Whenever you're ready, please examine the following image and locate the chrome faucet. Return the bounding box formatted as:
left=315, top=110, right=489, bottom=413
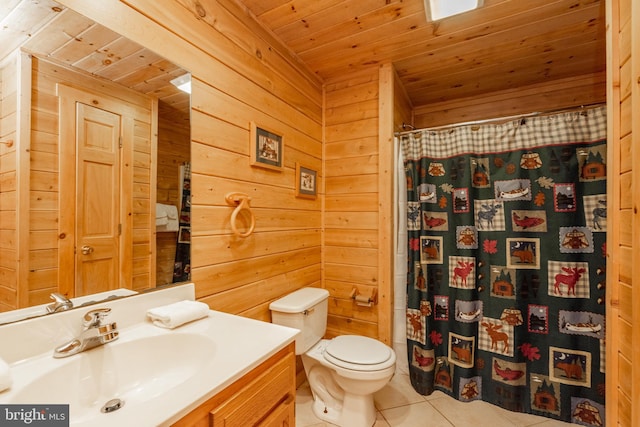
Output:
left=53, top=308, right=119, bottom=358
left=46, top=292, right=73, bottom=313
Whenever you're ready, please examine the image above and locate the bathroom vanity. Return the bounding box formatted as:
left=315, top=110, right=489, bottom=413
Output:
left=0, top=284, right=299, bottom=427
left=171, top=342, right=295, bottom=426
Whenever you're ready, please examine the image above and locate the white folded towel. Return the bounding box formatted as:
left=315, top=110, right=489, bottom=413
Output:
left=147, top=300, right=209, bottom=329
left=156, top=203, right=180, bottom=231
left=0, top=357, right=11, bottom=393
left=156, top=203, right=168, bottom=226
left=155, top=203, right=179, bottom=231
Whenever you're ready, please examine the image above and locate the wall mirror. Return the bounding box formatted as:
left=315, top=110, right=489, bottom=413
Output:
left=0, top=0, right=191, bottom=324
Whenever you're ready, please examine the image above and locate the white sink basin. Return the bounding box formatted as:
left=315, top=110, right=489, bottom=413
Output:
left=6, top=325, right=216, bottom=425
left=9, top=331, right=216, bottom=424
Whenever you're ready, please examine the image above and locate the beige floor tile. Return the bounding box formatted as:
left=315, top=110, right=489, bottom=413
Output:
left=295, top=383, right=327, bottom=427
left=296, top=383, right=391, bottom=427
left=422, top=389, right=452, bottom=401
left=381, top=401, right=454, bottom=427
left=374, top=411, right=391, bottom=427
left=428, top=396, right=517, bottom=427
left=374, top=373, right=428, bottom=410
left=296, top=373, right=572, bottom=427
left=530, top=421, right=575, bottom=427
left=494, top=404, right=572, bottom=426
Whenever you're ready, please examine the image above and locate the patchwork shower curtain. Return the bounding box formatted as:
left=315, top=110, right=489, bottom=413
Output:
left=401, top=106, right=606, bottom=425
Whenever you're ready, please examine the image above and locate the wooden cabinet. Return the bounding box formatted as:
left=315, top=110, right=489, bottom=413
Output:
left=172, top=343, right=295, bottom=427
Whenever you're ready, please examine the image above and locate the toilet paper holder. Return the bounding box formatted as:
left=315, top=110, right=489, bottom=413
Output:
left=350, top=288, right=377, bottom=306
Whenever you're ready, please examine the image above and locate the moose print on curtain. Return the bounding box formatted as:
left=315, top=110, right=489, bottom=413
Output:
left=401, top=106, right=607, bottom=425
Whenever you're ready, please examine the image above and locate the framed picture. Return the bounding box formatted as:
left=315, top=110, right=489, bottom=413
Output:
left=250, top=121, right=283, bottom=171
left=178, top=226, right=191, bottom=243
left=295, top=163, right=317, bottom=199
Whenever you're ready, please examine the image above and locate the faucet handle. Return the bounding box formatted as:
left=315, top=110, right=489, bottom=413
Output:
left=83, top=308, right=112, bottom=327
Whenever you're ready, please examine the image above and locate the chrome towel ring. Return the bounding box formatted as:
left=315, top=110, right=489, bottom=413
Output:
left=225, top=192, right=256, bottom=238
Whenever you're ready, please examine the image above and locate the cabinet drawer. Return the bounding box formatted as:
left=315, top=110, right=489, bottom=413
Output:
left=258, top=395, right=294, bottom=427
left=210, top=352, right=295, bottom=426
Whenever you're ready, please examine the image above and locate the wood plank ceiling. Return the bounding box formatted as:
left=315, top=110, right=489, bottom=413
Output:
left=0, top=0, right=190, bottom=121
left=236, top=0, right=606, bottom=108
left=1, top=0, right=606, bottom=115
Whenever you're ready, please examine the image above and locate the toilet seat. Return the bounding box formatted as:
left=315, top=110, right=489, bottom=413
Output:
left=323, top=335, right=394, bottom=371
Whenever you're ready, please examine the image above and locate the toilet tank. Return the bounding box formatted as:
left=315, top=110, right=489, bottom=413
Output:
left=269, top=287, right=329, bottom=355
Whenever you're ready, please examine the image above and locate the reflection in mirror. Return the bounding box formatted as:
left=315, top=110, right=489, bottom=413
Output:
left=0, top=0, right=191, bottom=324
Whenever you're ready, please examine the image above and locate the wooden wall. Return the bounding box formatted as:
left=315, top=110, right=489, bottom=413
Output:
left=321, top=63, right=408, bottom=344
left=390, top=65, right=413, bottom=344
left=0, top=53, right=18, bottom=312
left=413, top=72, right=606, bottom=128
left=606, top=0, right=639, bottom=425
left=156, top=105, right=190, bottom=285
left=324, top=67, right=382, bottom=340
left=57, top=0, right=325, bottom=322
left=393, top=68, right=413, bottom=134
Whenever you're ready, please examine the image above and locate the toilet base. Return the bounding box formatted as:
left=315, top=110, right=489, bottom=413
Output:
left=311, top=389, right=376, bottom=427
left=303, top=341, right=390, bottom=427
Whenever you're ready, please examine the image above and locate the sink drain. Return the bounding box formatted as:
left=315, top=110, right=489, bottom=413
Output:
left=101, top=398, right=124, bottom=413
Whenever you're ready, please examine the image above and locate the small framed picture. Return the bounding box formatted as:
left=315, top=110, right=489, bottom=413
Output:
left=178, top=226, right=191, bottom=243
left=295, top=163, right=317, bottom=199
left=250, top=121, right=283, bottom=171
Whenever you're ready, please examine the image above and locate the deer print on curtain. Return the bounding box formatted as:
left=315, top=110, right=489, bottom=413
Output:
left=401, top=106, right=607, bottom=425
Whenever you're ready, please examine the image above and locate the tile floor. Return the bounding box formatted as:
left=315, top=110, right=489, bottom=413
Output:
left=295, top=343, right=572, bottom=427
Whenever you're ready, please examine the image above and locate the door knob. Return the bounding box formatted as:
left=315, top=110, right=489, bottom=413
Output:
left=81, top=245, right=94, bottom=255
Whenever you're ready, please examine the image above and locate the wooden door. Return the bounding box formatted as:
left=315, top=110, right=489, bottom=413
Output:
left=74, top=103, right=121, bottom=296
left=57, top=83, right=155, bottom=300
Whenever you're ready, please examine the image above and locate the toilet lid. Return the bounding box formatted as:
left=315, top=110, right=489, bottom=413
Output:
left=324, top=335, right=393, bottom=366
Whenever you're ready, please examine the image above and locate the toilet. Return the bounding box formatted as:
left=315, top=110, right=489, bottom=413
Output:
left=270, top=287, right=396, bottom=427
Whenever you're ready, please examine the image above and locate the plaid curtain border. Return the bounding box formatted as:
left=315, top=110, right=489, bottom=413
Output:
left=401, top=105, right=607, bottom=160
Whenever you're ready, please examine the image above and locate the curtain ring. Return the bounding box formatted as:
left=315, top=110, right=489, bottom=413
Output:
left=225, top=192, right=255, bottom=238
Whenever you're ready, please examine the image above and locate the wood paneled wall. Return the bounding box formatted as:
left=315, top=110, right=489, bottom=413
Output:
left=57, top=0, right=324, bottom=321
left=393, top=68, right=413, bottom=134
left=321, top=63, right=406, bottom=344
left=0, top=53, right=18, bottom=312
left=413, top=72, right=606, bottom=128
left=324, top=67, right=382, bottom=340
left=606, top=0, right=639, bottom=425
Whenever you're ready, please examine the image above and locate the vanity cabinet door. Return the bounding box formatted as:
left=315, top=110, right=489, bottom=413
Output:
left=258, top=394, right=294, bottom=427
left=210, top=351, right=295, bottom=426
left=171, top=343, right=295, bottom=427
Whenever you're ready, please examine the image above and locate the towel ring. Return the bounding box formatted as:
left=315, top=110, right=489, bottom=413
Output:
left=225, top=192, right=256, bottom=238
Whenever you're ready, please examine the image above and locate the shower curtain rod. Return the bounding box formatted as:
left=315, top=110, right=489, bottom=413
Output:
left=394, top=102, right=606, bottom=136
